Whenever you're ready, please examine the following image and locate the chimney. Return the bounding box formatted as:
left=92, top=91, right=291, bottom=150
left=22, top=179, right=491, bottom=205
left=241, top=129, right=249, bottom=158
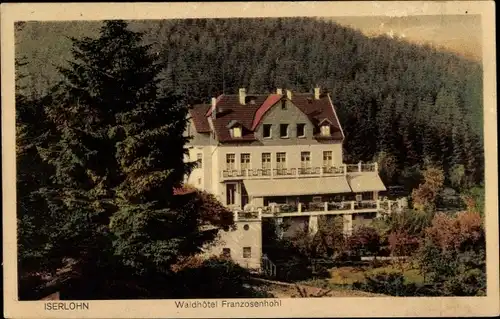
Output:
left=239, top=88, right=246, bottom=105
left=211, top=97, right=217, bottom=118
left=276, top=88, right=283, bottom=95
left=314, top=87, right=320, bottom=100
left=286, top=89, right=292, bottom=100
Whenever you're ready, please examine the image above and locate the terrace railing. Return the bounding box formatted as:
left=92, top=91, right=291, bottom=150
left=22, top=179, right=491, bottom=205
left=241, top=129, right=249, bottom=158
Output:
left=240, top=198, right=404, bottom=217
left=221, top=162, right=379, bottom=181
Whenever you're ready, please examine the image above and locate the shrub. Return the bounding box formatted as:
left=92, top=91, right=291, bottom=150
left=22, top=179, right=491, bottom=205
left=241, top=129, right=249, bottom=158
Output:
left=171, top=257, right=270, bottom=298
left=417, top=211, right=486, bottom=296
left=355, top=269, right=419, bottom=296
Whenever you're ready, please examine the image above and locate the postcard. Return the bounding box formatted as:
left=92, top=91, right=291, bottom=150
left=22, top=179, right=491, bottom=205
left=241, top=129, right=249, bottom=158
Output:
left=2, top=1, right=499, bottom=318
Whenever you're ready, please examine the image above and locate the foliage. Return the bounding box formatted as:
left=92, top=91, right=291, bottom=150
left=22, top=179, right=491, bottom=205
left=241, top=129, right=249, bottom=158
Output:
left=347, top=226, right=381, bottom=257
left=373, top=151, right=398, bottom=185
left=412, top=166, right=445, bottom=211
left=449, top=164, right=466, bottom=190
left=352, top=268, right=423, bottom=296
left=170, top=257, right=270, bottom=298
left=313, top=216, right=346, bottom=258
left=461, top=185, right=485, bottom=217
left=417, top=211, right=485, bottom=296
left=17, top=21, right=231, bottom=299
left=18, top=18, right=484, bottom=188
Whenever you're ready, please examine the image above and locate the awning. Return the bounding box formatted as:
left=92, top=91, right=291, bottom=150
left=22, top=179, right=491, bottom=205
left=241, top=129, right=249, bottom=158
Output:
left=243, top=176, right=351, bottom=197
left=347, top=173, right=387, bottom=192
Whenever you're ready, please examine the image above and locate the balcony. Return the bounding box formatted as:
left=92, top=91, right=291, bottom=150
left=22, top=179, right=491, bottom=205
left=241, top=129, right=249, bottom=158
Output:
left=233, top=210, right=262, bottom=221
left=221, top=162, right=378, bottom=181
left=252, top=199, right=405, bottom=217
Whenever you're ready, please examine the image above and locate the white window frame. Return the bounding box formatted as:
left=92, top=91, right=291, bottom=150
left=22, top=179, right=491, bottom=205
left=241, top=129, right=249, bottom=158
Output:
left=240, top=153, right=251, bottom=170
left=321, top=125, right=331, bottom=136
left=197, top=153, right=203, bottom=168
left=262, top=153, right=271, bottom=169
left=263, top=124, right=272, bottom=139
left=226, top=153, right=236, bottom=171
left=243, top=247, right=252, bottom=258
left=323, top=151, right=333, bottom=167
left=232, top=126, right=242, bottom=138
left=297, top=123, right=306, bottom=138
left=300, top=151, right=311, bottom=169
left=280, top=124, right=289, bottom=138
left=276, top=152, right=287, bottom=169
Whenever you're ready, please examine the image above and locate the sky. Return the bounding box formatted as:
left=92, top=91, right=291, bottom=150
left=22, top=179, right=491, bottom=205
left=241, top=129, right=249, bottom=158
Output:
left=325, top=15, right=482, bottom=61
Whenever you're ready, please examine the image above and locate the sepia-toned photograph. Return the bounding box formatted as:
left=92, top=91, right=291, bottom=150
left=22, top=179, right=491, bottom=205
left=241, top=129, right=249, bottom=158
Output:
left=2, top=2, right=498, bottom=318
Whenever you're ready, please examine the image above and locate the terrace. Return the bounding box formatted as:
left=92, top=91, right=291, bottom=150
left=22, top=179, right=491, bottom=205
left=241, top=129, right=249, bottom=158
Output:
left=221, top=163, right=378, bottom=181
left=236, top=198, right=404, bottom=218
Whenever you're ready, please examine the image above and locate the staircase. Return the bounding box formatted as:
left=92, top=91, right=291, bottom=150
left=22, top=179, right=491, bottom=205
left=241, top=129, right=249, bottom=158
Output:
left=261, top=254, right=277, bottom=278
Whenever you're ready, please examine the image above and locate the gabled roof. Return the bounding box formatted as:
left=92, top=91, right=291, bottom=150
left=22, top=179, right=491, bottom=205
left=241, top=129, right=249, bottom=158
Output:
left=318, top=118, right=333, bottom=125
left=188, top=91, right=344, bottom=142
left=226, top=119, right=242, bottom=129
left=251, top=94, right=283, bottom=130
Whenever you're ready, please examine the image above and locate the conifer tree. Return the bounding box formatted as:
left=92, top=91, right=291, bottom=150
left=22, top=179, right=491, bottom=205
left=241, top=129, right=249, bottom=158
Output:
left=37, top=20, right=214, bottom=281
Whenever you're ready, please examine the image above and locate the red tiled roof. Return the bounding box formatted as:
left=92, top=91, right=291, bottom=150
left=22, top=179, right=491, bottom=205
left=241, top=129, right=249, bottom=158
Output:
left=188, top=92, right=344, bottom=142
left=251, top=94, right=282, bottom=130
left=190, top=104, right=211, bottom=133
left=205, top=94, right=225, bottom=117
left=173, top=186, right=197, bottom=195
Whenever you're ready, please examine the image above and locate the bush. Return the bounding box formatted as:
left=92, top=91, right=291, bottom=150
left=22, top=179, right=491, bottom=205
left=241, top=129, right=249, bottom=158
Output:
left=171, top=257, right=270, bottom=298
left=354, top=269, right=419, bottom=296
left=275, top=260, right=313, bottom=282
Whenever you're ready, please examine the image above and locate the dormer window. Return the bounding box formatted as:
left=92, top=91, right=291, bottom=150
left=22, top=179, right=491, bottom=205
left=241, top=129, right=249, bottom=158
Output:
left=232, top=126, right=242, bottom=138
left=319, top=118, right=333, bottom=137
left=227, top=119, right=243, bottom=138
left=321, top=125, right=331, bottom=136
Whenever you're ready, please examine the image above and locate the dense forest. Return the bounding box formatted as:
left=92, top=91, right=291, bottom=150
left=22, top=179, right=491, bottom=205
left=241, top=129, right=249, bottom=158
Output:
left=16, top=17, right=484, bottom=189
left=14, top=19, right=486, bottom=300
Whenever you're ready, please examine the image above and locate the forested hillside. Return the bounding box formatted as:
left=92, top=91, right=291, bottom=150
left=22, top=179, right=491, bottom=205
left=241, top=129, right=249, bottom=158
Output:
left=16, top=18, right=484, bottom=188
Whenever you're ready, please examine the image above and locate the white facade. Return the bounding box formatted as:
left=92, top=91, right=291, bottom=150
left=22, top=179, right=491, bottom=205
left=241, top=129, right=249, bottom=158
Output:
left=185, top=89, right=388, bottom=271
left=201, top=213, right=262, bottom=270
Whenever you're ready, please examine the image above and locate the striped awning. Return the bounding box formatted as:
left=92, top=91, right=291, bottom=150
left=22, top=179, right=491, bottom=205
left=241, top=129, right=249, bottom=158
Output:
left=243, top=176, right=351, bottom=197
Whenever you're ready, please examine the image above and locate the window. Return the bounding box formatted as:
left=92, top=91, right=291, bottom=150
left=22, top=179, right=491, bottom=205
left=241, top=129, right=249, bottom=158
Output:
left=276, top=152, right=286, bottom=169
left=197, top=153, right=203, bottom=168
left=198, top=178, right=202, bottom=185
left=226, top=184, right=236, bottom=205
left=262, top=153, right=271, bottom=175
left=241, top=153, right=251, bottom=170
left=320, top=125, right=331, bottom=136
left=301, top=151, right=311, bottom=169
left=186, top=122, right=191, bottom=137
left=297, top=124, right=306, bottom=137
left=263, top=124, right=272, bottom=138
left=281, top=99, right=287, bottom=110
left=280, top=124, right=289, bottom=138
left=222, top=248, right=231, bottom=258
left=243, top=247, right=252, bottom=258
left=323, top=151, right=333, bottom=167
left=232, top=126, right=242, bottom=138
left=243, top=224, right=250, bottom=231
left=226, top=154, right=235, bottom=171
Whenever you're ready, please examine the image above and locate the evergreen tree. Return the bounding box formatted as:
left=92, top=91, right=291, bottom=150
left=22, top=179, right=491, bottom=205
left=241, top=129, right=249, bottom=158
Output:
left=35, top=20, right=217, bottom=291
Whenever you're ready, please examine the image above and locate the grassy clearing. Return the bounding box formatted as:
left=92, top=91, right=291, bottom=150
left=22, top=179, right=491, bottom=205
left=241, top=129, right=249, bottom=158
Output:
left=298, top=261, right=426, bottom=294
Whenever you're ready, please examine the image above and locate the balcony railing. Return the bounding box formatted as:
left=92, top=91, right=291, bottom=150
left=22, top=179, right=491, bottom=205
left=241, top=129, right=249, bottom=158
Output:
left=233, top=210, right=261, bottom=221
left=221, top=162, right=378, bottom=181
left=254, top=200, right=380, bottom=214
